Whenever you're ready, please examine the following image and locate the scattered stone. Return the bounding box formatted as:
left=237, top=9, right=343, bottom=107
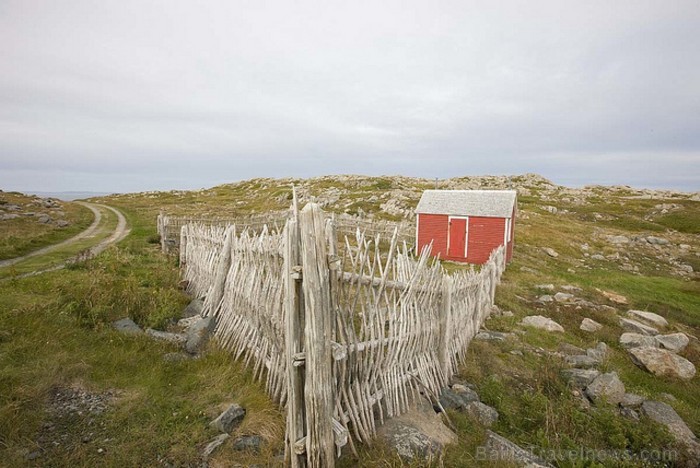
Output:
left=607, top=235, right=630, bottom=244
left=646, top=236, right=670, bottom=245
left=112, top=318, right=142, bottom=335
left=580, top=318, right=602, bottom=333
left=478, top=430, right=552, bottom=467
left=561, top=285, right=582, bottom=292
left=679, top=244, right=691, bottom=250
left=37, top=214, right=52, bottom=224
left=1, top=213, right=20, bottom=220
left=439, top=386, right=479, bottom=410
left=561, top=369, right=600, bottom=388
left=464, top=402, right=499, bottom=427
left=202, top=434, right=230, bottom=459
left=145, top=328, right=187, bottom=343
left=585, top=372, right=626, bottom=405
left=558, top=342, right=586, bottom=356
left=232, top=435, right=263, bottom=452
left=210, top=404, right=246, bottom=433
left=554, top=292, right=574, bottom=302
left=590, top=254, right=606, bottom=261
left=542, top=205, right=558, bottom=214
left=620, top=393, right=645, bottom=408
left=627, top=310, right=668, bottom=328
left=185, top=316, right=214, bottom=354
left=378, top=396, right=457, bottom=462
left=56, top=220, right=70, bottom=228
left=536, top=295, right=554, bottom=303
left=659, top=393, right=677, bottom=402
left=586, top=342, right=608, bottom=362
left=619, top=332, right=657, bottom=349
left=619, top=318, right=658, bottom=336
left=565, top=355, right=599, bottom=369
left=628, top=347, right=696, bottom=380
left=474, top=331, right=512, bottom=341
left=620, top=407, right=640, bottom=421
left=678, top=264, right=694, bottom=274
left=502, top=310, right=514, bottom=318
left=542, top=247, right=559, bottom=258
left=598, top=289, right=628, bottom=305
left=655, top=333, right=690, bottom=353
left=536, top=284, right=555, bottom=291
left=641, top=401, right=700, bottom=458
left=520, top=315, right=564, bottom=332
left=177, top=315, right=201, bottom=328
left=182, top=297, right=205, bottom=318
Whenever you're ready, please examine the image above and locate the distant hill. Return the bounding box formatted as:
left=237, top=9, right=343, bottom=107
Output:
left=21, top=191, right=115, bottom=201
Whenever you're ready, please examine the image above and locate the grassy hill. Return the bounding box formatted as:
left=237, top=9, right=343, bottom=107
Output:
left=0, top=191, right=93, bottom=260
left=1, top=174, right=698, bottom=466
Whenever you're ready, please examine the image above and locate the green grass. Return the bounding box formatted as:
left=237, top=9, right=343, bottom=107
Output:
left=0, top=205, right=118, bottom=280
left=0, top=195, right=94, bottom=260
left=2, top=174, right=699, bottom=466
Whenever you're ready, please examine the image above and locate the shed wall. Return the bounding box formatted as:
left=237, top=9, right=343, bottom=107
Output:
left=466, top=217, right=506, bottom=264
left=417, top=213, right=448, bottom=258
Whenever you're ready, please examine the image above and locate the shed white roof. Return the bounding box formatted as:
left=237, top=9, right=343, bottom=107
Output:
left=415, top=190, right=517, bottom=218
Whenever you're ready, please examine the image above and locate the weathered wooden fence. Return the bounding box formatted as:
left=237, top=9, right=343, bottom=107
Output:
left=177, top=202, right=506, bottom=467
left=157, top=210, right=415, bottom=255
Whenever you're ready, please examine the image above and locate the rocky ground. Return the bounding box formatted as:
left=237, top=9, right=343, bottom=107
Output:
left=3, top=174, right=698, bottom=467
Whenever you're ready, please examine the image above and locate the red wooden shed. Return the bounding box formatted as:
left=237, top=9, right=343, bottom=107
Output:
left=415, top=190, right=516, bottom=264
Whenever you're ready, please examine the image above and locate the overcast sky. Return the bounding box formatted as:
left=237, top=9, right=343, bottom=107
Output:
left=1, top=0, right=699, bottom=193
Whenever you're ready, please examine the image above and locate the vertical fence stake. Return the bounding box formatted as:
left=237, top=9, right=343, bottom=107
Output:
left=439, top=276, right=453, bottom=384
left=299, top=203, right=335, bottom=468
left=205, top=226, right=234, bottom=317
left=285, top=208, right=307, bottom=467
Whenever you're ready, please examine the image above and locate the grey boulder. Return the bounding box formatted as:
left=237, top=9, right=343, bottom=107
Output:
left=210, top=403, right=246, bottom=433
left=145, top=328, right=187, bottom=343
left=378, top=396, right=457, bottom=462
left=619, top=318, right=658, bottom=336
left=641, top=401, right=700, bottom=459
left=619, top=332, right=657, bottom=349
left=464, top=401, right=499, bottom=427
left=185, top=316, right=214, bottom=354
left=112, top=318, right=142, bottom=335
left=182, top=297, right=205, bottom=318
left=520, top=315, right=564, bottom=332
left=585, top=372, right=625, bottom=405
left=439, top=385, right=479, bottom=411
left=628, top=347, right=696, bottom=380
left=580, top=318, right=602, bottom=333
left=655, top=333, right=690, bottom=353
left=561, top=369, right=600, bottom=388
left=627, top=310, right=668, bottom=328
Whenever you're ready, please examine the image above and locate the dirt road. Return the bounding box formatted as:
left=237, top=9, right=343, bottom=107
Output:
left=0, top=202, right=130, bottom=275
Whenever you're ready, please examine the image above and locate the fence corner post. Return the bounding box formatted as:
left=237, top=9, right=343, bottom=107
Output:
left=298, top=203, right=335, bottom=468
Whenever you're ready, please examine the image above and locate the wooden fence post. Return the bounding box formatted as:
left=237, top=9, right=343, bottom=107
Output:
left=206, top=226, right=234, bottom=317
left=179, top=224, right=188, bottom=266
left=299, top=203, right=335, bottom=468
left=285, top=209, right=307, bottom=468
left=439, top=275, right=453, bottom=384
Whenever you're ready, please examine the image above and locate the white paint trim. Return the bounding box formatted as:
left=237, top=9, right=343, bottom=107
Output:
left=447, top=215, right=469, bottom=258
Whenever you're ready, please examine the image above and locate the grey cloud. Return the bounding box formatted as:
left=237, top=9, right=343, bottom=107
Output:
left=1, top=0, right=699, bottom=192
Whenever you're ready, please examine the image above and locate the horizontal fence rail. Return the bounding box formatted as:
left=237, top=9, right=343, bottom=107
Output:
left=172, top=201, right=506, bottom=467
